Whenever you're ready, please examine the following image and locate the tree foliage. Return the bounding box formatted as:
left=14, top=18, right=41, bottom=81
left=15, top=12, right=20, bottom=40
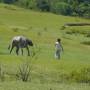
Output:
left=0, top=0, right=90, bottom=18
left=53, top=2, right=72, bottom=15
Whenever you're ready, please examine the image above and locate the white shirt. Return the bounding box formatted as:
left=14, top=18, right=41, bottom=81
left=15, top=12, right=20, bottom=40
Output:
left=55, top=41, right=61, bottom=50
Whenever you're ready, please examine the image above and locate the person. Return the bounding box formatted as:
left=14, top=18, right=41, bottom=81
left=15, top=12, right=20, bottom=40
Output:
left=55, top=38, right=63, bottom=59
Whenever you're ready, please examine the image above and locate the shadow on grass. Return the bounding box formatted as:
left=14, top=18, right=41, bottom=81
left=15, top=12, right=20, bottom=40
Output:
left=0, top=52, right=10, bottom=55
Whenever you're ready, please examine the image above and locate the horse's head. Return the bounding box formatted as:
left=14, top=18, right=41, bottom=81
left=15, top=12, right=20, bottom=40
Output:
left=27, top=39, right=33, bottom=46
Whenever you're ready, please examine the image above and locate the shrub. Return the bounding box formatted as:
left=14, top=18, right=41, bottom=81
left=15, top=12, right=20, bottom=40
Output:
left=53, top=2, right=72, bottom=15
left=36, top=0, right=50, bottom=11
left=16, top=62, right=31, bottom=82
left=70, top=68, right=90, bottom=83
left=12, top=27, right=19, bottom=32
left=65, top=29, right=79, bottom=35
left=0, top=64, right=5, bottom=81
left=86, top=33, right=90, bottom=37
left=81, top=41, right=90, bottom=45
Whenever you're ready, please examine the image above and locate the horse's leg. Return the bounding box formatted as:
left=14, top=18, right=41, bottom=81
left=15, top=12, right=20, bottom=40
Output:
left=26, top=46, right=30, bottom=56
left=21, top=48, right=23, bottom=56
left=10, top=45, right=14, bottom=54
left=16, top=47, right=19, bottom=55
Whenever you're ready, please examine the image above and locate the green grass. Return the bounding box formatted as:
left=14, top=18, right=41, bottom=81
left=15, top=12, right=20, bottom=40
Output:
left=0, top=3, right=90, bottom=90
left=0, top=82, right=90, bottom=90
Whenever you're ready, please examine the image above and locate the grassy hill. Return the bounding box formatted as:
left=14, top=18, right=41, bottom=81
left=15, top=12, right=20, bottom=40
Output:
left=0, top=4, right=90, bottom=90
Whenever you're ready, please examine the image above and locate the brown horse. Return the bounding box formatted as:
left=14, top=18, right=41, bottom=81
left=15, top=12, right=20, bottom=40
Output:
left=8, top=36, right=33, bottom=56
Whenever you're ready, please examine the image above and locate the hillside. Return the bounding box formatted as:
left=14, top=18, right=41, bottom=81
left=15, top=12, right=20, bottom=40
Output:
left=0, top=4, right=90, bottom=90
left=0, top=0, right=90, bottom=18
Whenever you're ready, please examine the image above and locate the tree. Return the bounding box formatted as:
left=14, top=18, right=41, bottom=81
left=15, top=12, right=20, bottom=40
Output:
left=36, top=0, right=50, bottom=11
left=54, top=2, right=72, bottom=15
left=3, top=0, right=15, bottom=4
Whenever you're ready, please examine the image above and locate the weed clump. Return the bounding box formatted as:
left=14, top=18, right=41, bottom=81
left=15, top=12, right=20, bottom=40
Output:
left=16, top=63, right=31, bottom=82
left=0, top=64, right=5, bottom=81
left=70, top=68, right=90, bottom=83
left=81, top=41, right=90, bottom=45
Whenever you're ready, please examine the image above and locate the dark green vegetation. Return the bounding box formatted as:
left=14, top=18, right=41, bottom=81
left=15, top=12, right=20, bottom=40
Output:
left=0, top=0, right=90, bottom=18
left=0, top=3, right=90, bottom=90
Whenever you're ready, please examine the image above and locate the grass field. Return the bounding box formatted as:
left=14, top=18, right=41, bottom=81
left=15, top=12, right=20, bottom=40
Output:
left=0, top=3, right=90, bottom=90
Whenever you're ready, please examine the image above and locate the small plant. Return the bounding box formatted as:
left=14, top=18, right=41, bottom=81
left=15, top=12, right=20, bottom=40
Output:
left=44, top=27, right=48, bottom=32
left=86, top=33, right=90, bottom=37
left=37, top=32, right=42, bottom=36
left=0, top=64, right=5, bottom=81
left=60, top=26, right=66, bottom=30
left=79, top=68, right=90, bottom=83
left=12, top=27, right=19, bottom=32
left=29, top=26, right=33, bottom=29
left=17, top=62, right=31, bottom=82
left=70, top=68, right=90, bottom=83
left=81, top=41, right=90, bottom=45
left=65, top=29, right=79, bottom=35
left=65, top=31, right=73, bottom=35
left=4, top=5, right=16, bottom=11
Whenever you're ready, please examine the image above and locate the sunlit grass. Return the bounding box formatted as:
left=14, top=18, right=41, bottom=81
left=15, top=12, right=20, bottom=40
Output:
left=0, top=3, right=90, bottom=90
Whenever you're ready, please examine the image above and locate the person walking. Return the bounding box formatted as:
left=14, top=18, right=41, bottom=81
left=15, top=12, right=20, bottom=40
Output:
left=55, top=38, right=63, bottom=59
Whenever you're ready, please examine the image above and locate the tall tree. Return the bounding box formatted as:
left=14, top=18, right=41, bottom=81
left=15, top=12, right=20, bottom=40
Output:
left=3, top=0, right=15, bottom=4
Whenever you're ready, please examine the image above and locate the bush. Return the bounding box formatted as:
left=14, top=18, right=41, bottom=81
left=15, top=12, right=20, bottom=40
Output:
left=36, top=0, right=50, bottom=11
left=65, top=29, right=90, bottom=36
left=16, top=62, right=31, bottom=82
left=86, top=33, right=90, bottom=37
left=0, top=64, right=5, bottom=81
left=3, top=0, right=15, bottom=4
left=70, top=68, right=90, bottom=83
left=77, top=3, right=90, bottom=17
left=53, top=2, right=72, bottom=15
left=81, top=41, right=90, bottom=45
left=65, top=29, right=79, bottom=35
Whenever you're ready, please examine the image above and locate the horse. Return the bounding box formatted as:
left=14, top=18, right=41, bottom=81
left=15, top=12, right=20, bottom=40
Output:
left=8, top=36, right=33, bottom=56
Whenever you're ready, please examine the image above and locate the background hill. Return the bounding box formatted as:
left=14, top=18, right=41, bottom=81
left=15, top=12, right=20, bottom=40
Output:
left=0, top=0, right=90, bottom=18
left=0, top=3, right=90, bottom=90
